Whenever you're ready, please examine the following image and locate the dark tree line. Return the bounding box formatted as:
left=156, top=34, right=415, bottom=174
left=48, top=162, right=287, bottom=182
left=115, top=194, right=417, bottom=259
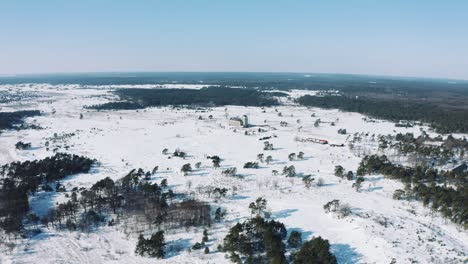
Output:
left=0, top=153, right=95, bottom=234
left=297, top=95, right=468, bottom=133
left=89, top=87, right=279, bottom=110
left=0, top=110, right=40, bottom=132
left=357, top=155, right=467, bottom=228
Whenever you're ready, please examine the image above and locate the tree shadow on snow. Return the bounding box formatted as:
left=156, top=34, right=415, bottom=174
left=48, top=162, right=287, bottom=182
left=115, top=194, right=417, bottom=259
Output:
left=272, top=209, right=298, bottom=219
left=231, top=194, right=249, bottom=200
left=274, top=161, right=288, bottom=165
left=165, top=238, right=192, bottom=258
left=189, top=171, right=209, bottom=177
left=29, top=187, right=60, bottom=217
left=364, top=176, right=384, bottom=182
left=366, top=186, right=383, bottom=192
left=319, top=183, right=337, bottom=187
left=331, top=243, right=362, bottom=264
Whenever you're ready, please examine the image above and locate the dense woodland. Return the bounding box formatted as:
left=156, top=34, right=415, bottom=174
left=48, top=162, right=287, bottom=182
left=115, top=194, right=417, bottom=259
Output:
left=297, top=95, right=468, bottom=133
left=0, top=153, right=95, bottom=234
left=91, top=87, right=280, bottom=110
left=356, top=155, right=467, bottom=228
left=0, top=110, right=40, bottom=132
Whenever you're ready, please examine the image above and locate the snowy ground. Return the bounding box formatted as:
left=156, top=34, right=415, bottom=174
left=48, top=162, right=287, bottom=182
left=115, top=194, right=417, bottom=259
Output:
left=0, top=84, right=466, bottom=264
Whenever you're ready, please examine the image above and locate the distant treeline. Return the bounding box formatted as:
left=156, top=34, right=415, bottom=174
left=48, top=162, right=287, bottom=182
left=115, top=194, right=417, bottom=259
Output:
left=90, top=87, right=280, bottom=110
left=297, top=95, right=468, bottom=133
left=0, top=110, right=40, bottom=132
left=2, top=73, right=467, bottom=94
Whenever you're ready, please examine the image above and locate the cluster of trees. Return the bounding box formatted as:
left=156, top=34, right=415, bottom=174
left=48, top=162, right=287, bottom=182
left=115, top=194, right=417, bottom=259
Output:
left=191, top=229, right=210, bottom=253
left=337, top=128, right=347, bottom=135
left=221, top=217, right=336, bottom=263
left=288, top=152, right=304, bottom=161
left=221, top=216, right=289, bottom=263
left=263, top=141, right=274, bottom=151
left=135, top=231, right=165, bottom=258
left=44, top=168, right=210, bottom=233
left=293, top=237, right=337, bottom=264
left=0, top=153, right=95, bottom=234
left=222, top=167, right=237, bottom=177
left=15, top=141, right=31, bottom=150
left=221, top=198, right=337, bottom=263
left=244, top=162, right=259, bottom=169
left=90, top=87, right=279, bottom=110
left=181, top=163, right=192, bottom=175
left=323, top=200, right=351, bottom=218
left=207, top=155, right=221, bottom=168
left=297, top=95, right=468, bottom=133
left=0, top=110, right=40, bottom=132
left=302, top=175, right=315, bottom=188
left=357, top=155, right=467, bottom=228
left=282, top=165, right=296, bottom=177
left=334, top=165, right=354, bottom=181
left=172, top=149, right=187, bottom=159
left=256, top=153, right=273, bottom=164
left=378, top=133, right=467, bottom=165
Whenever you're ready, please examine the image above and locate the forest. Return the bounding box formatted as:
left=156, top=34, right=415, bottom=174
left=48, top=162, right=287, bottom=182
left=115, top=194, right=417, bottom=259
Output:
left=297, top=95, right=468, bottom=133
left=90, top=87, right=280, bottom=110
left=0, top=110, right=40, bottom=132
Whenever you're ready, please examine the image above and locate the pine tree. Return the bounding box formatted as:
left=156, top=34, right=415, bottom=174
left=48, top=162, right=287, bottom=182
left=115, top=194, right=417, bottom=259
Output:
left=294, top=236, right=337, bottom=264
left=288, top=231, right=302, bottom=248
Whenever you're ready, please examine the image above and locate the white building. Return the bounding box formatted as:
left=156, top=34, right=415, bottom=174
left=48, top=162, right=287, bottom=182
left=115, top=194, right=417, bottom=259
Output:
left=229, top=115, right=248, bottom=128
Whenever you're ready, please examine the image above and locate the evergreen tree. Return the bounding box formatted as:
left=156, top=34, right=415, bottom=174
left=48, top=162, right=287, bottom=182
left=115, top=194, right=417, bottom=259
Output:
left=294, top=236, right=337, bottom=264
left=288, top=231, right=302, bottom=248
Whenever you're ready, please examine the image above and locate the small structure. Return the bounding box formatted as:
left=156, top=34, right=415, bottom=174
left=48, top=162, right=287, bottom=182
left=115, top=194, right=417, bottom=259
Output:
left=229, top=115, right=248, bottom=128
left=295, top=137, right=328, bottom=145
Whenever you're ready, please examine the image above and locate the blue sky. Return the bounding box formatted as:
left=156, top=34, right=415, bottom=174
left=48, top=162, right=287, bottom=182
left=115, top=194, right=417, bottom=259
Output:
left=1, top=0, right=467, bottom=79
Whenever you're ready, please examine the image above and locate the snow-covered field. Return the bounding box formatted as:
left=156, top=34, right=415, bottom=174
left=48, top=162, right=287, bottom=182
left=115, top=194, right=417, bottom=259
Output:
left=0, top=84, right=466, bottom=264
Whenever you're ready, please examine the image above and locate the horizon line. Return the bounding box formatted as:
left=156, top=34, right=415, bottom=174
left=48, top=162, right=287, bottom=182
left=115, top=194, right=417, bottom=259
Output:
left=1, top=70, right=467, bottom=83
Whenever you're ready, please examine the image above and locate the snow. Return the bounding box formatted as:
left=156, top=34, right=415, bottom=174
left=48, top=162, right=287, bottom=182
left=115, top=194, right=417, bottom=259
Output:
left=0, top=84, right=466, bottom=264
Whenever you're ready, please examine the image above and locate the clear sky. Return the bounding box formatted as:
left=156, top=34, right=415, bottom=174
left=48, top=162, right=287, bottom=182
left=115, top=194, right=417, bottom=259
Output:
left=1, top=0, right=467, bottom=79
